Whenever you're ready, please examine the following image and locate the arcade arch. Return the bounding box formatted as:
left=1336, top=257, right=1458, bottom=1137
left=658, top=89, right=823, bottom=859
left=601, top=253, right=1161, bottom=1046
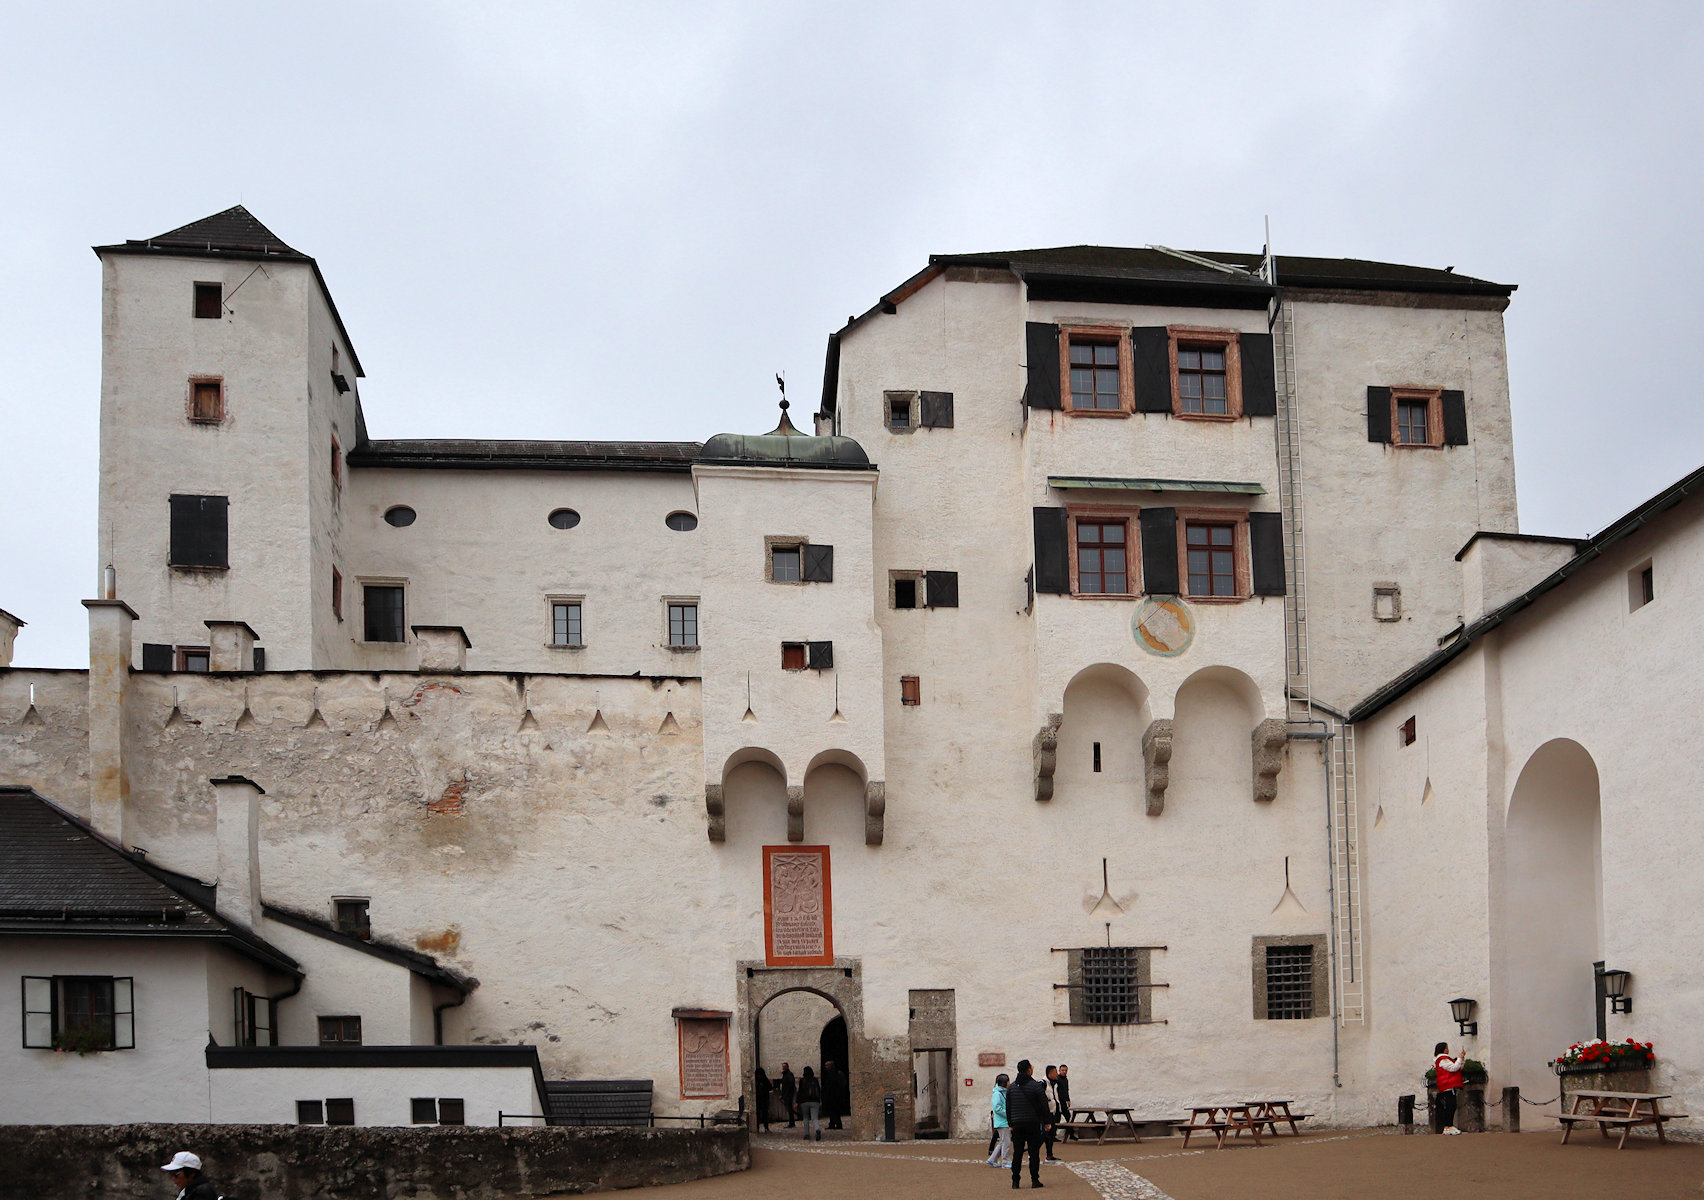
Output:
left=1055, top=664, right=1149, bottom=805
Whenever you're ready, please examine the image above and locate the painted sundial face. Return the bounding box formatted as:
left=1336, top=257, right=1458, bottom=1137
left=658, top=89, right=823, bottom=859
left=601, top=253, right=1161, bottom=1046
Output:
left=1132, top=596, right=1195, bottom=656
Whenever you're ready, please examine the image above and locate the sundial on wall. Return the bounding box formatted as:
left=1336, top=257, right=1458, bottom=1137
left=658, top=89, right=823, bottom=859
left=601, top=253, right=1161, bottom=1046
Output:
left=1132, top=596, right=1195, bottom=656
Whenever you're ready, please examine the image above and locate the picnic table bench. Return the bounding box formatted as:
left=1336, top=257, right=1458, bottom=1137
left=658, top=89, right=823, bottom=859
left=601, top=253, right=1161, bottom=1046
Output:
left=1244, top=1099, right=1312, bottom=1136
left=1558, top=1090, right=1689, bottom=1149
left=1063, top=1105, right=1141, bottom=1143
left=1174, top=1104, right=1265, bottom=1149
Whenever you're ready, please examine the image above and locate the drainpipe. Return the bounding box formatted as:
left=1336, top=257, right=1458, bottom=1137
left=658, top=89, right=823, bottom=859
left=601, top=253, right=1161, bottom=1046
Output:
left=434, top=989, right=469, bottom=1045
left=1289, top=717, right=1342, bottom=1091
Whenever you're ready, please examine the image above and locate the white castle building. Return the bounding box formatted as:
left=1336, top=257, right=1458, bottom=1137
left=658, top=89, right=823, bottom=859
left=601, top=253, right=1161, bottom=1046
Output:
left=0, top=206, right=1698, bottom=1136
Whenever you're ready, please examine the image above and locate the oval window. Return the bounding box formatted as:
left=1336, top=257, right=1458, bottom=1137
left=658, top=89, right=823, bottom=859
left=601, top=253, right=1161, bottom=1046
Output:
left=665, top=511, right=698, bottom=532
left=383, top=506, right=416, bottom=528
left=548, top=508, right=581, bottom=530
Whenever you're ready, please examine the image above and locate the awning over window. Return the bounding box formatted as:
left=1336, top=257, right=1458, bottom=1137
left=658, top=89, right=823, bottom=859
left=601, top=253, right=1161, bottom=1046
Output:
left=1048, top=476, right=1267, bottom=495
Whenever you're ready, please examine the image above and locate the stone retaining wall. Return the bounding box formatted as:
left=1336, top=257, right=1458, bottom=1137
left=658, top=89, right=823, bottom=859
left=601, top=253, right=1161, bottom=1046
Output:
left=1, top=1122, right=748, bottom=1199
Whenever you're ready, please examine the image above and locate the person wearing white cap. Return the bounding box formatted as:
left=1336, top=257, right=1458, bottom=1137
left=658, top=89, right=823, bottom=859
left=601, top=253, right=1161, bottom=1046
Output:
left=161, top=1151, right=221, bottom=1200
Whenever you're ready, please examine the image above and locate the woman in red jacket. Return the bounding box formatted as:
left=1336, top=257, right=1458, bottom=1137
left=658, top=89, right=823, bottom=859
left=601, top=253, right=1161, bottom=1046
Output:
left=1433, top=1042, right=1466, bottom=1134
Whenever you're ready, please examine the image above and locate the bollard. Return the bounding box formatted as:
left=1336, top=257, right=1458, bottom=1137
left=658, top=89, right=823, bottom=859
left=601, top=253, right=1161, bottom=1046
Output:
left=883, top=1094, right=896, bottom=1142
left=1503, top=1086, right=1520, bottom=1133
left=1397, top=1094, right=1416, bottom=1133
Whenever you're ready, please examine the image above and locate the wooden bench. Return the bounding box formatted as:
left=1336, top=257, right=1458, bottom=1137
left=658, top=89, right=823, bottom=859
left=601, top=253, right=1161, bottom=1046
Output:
left=1558, top=1091, right=1688, bottom=1149
left=1256, top=1110, right=1313, bottom=1135
left=1174, top=1108, right=1265, bottom=1150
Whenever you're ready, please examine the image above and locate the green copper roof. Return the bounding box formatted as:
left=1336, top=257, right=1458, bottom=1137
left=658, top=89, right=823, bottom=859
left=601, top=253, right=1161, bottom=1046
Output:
left=699, top=403, right=873, bottom=470
left=1048, top=476, right=1266, bottom=495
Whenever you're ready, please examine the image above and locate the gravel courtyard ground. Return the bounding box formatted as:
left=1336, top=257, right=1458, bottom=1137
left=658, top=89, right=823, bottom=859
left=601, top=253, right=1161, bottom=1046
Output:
left=555, top=1127, right=1704, bottom=1200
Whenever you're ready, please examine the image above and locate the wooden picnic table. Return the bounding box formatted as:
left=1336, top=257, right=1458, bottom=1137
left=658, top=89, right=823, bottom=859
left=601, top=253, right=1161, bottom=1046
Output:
left=1558, top=1090, right=1689, bottom=1149
left=1242, top=1099, right=1312, bottom=1136
left=1176, top=1103, right=1265, bottom=1149
left=1062, top=1105, right=1142, bottom=1143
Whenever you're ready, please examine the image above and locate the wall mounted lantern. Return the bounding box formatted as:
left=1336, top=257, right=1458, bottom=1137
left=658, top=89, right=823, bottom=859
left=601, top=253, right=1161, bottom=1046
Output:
left=1599, top=967, right=1633, bottom=1014
left=1448, top=997, right=1478, bottom=1037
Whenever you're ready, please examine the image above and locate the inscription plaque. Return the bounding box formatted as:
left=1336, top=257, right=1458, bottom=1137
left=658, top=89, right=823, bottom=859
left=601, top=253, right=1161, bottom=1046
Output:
left=978, top=1052, right=1007, bottom=1068
left=677, top=1017, right=729, bottom=1099
left=763, top=845, right=834, bottom=967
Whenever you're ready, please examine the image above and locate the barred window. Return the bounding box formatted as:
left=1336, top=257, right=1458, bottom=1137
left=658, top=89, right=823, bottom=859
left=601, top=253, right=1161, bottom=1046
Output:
left=1265, top=944, right=1313, bottom=1018
left=1063, top=946, right=1155, bottom=1025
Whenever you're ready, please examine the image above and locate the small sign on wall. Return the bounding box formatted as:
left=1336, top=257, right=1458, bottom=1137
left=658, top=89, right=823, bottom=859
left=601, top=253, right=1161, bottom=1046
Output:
left=763, top=845, right=834, bottom=967
left=978, top=1052, right=1006, bottom=1068
left=674, top=1011, right=731, bottom=1100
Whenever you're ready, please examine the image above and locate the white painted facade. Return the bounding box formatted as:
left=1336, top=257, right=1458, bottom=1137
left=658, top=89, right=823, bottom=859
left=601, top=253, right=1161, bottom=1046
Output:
left=7, top=212, right=1701, bottom=1140
left=207, top=1062, right=544, bottom=1128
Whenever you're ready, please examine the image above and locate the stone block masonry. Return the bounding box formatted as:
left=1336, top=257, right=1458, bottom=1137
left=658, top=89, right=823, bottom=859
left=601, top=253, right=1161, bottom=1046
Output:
left=1, top=1122, right=747, bottom=1198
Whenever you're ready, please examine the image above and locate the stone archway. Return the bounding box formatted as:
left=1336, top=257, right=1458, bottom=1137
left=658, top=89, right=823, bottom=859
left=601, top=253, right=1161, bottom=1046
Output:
left=738, top=959, right=905, bottom=1140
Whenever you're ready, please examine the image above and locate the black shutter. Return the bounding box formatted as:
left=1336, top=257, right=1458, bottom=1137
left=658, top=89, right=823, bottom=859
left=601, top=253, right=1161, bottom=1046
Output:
left=1367, top=387, right=1392, bottom=443
left=169, top=494, right=229, bottom=568
left=1033, top=507, right=1071, bottom=594
left=1139, top=508, right=1179, bottom=596
left=1240, top=333, right=1277, bottom=416
left=1024, top=323, right=1061, bottom=409
left=1441, top=390, right=1469, bottom=445
left=802, top=544, right=835, bottom=582
left=919, top=391, right=955, bottom=428
left=141, top=643, right=174, bottom=672
left=807, top=640, right=834, bottom=669
left=925, top=570, right=959, bottom=608
left=1131, top=327, right=1172, bottom=413
left=252, top=647, right=266, bottom=671
left=1249, top=512, right=1287, bottom=596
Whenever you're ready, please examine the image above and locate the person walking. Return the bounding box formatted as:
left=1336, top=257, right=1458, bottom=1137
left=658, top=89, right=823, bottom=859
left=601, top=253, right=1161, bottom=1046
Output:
left=1043, top=1066, right=1063, bottom=1161
left=1054, top=1064, right=1074, bottom=1142
left=797, top=1065, right=824, bottom=1140
left=780, top=1062, right=797, bottom=1128
left=986, top=1073, right=1012, bottom=1168
left=1005, top=1059, right=1053, bottom=1189
left=161, top=1151, right=221, bottom=1200
left=1433, top=1042, right=1467, bottom=1134
left=754, top=1067, right=774, bottom=1132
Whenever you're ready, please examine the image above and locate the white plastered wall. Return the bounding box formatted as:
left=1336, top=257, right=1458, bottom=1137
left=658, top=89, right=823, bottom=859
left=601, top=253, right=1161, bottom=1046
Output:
left=208, top=1063, right=542, bottom=1126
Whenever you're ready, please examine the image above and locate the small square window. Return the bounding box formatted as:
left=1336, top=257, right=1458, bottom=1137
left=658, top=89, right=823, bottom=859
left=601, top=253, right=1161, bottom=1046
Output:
left=1372, top=583, right=1401, bottom=622
left=893, top=578, right=918, bottom=609
left=888, top=395, right=914, bottom=429
left=772, top=545, right=802, bottom=582
left=553, top=601, right=583, bottom=647
left=325, top=1097, right=356, bottom=1126
left=318, top=1015, right=362, bottom=1045
left=900, top=675, right=921, bottom=706
left=334, top=898, right=370, bottom=940
left=190, top=379, right=224, bottom=424
left=297, top=1099, right=325, bottom=1125
left=1399, top=716, right=1417, bottom=747
left=669, top=603, right=699, bottom=648
left=782, top=642, right=807, bottom=671
left=176, top=646, right=210, bottom=673
left=412, top=1097, right=438, bottom=1124
left=363, top=585, right=406, bottom=643
left=194, top=282, right=222, bottom=319
left=438, top=1098, right=466, bottom=1125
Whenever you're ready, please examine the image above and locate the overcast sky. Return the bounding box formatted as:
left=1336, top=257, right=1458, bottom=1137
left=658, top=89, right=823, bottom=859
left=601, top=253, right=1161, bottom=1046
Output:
left=3, top=2, right=1701, bottom=667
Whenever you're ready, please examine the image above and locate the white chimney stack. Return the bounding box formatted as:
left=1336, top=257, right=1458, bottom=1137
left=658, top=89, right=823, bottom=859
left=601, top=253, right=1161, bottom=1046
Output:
left=211, top=775, right=265, bottom=930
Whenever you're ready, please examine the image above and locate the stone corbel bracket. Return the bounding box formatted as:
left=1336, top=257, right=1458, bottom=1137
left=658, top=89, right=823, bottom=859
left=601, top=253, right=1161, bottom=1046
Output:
left=705, top=784, right=726, bottom=843
left=787, top=785, right=805, bottom=842
left=1143, top=719, right=1173, bottom=816
left=864, top=781, right=886, bottom=846
left=1252, top=718, right=1287, bottom=803
left=1033, top=713, right=1063, bottom=801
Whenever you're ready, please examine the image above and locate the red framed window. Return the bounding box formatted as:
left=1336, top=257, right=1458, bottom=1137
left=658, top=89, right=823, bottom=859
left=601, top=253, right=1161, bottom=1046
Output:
left=1068, top=339, right=1121, bottom=411
left=1185, top=522, right=1236, bottom=597
left=1177, top=345, right=1229, bottom=415
left=1076, top=521, right=1128, bottom=594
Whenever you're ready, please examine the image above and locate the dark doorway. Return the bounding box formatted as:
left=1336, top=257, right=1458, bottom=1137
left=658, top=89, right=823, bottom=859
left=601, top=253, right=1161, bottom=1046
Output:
left=819, top=1014, right=847, bottom=1073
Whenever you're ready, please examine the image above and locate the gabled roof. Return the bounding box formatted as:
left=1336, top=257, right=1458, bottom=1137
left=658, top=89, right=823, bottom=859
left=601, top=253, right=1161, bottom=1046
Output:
left=262, top=903, right=476, bottom=994
left=93, top=206, right=365, bottom=378
left=1351, top=461, right=1704, bottom=721
left=0, top=787, right=299, bottom=975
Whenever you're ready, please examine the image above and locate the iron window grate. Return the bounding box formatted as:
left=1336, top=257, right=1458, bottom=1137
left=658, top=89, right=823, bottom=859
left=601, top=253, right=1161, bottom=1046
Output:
left=1266, top=944, right=1314, bottom=1019
left=1081, top=946, right=1140, bottom=1025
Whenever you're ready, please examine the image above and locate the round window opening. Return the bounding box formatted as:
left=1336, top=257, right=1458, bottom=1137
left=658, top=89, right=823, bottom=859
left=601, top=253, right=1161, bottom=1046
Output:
left=666, top=511, right=698, bottom=532
left=548, top=508, right=581, bottom=530
left=383, top=506, right=417, bottom=528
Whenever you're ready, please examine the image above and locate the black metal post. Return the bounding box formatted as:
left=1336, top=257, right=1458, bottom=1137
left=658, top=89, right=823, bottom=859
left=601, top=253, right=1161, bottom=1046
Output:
left=883, top=1094, right=896, bottom=1142
left=1397, top=1094, right=1415, bottom=1132
left=1593, top=960, right=1607, bottom=1043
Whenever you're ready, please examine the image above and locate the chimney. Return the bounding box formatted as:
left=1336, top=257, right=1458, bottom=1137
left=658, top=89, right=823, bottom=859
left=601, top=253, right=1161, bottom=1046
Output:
left=412, top=625, right=471, bottom=672
left=0, top=608, right=24, bottom=668
left=205, top=621, right=258, bottom=672
left=82, top=599, right=137, bottom=846
left=211, top=775, right=265, bottom=929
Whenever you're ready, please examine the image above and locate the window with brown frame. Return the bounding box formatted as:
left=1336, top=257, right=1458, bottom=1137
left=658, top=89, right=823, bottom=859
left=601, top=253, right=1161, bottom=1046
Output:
left=1075, top=520, right=1129, bottom=594
left=193, top=282, right=222, bottom=319
left=189, top=378, right=224, bottom=424
left=1396, top=399, right=1429, bottom=445
left=1399, top=716, right=1417, bottom=747
left=1068, top=338, right=1122, bottom=411
left=782, top=642, right=807, bottom=670
left=1177, top=344, right=1229, bottom=415
left=900, top=675, right=921, bottom=706
left=176, top=646, right=210, bottom=673
left=1184, top=522, right=1237, bottom=598
left=1389, top=387, right=1443, bottom=447
left=318, top=1015, right=362, bottom=1045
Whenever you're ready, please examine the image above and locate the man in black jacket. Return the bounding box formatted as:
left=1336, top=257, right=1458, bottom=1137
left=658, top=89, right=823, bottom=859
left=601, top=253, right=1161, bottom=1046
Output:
left=1004, top=1060, right=1052, bottom=1189
left=822, top=1059, right=849, bottom=1130
left=780, top=1063, right=797, bottom=1128
left=1054, top=1064, right=1074, bottom=1141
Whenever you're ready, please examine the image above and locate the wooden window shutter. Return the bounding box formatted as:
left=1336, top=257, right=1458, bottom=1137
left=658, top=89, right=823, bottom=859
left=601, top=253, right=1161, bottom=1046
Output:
left=1131, top=327, right=1172, bottom=413
left=1440, top=390, right=1469, bottom=445
left=1366, top=387, right=1392, bottom=443
left=1240, top=332, right=1277, bottom=416
left=1249, top=512, right=1287, bottom=596
left=919, top=390, right=955, bottom=428
left=1033, top=507, right=1071, bottom=594
left=1139, top=508, right=1180, bottom=596
left=169, top=494, right=228, bottom=568
left=925, top=570, right=959, bottom=608
left=252, top=647, right=266, bottom=671
left=22, top=976, right=53, bottom=1048
left=802, top=543, right=835, bottom=582
left=807, top=640, right=834, bottom=669
left=112, top=977, right=134, bottom=1049
left=141, top=643, right=174, bottom=672
left=1024, top=323, right=1061, bottom=409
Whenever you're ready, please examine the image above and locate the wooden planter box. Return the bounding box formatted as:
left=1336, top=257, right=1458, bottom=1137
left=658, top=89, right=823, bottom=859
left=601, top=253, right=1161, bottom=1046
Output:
left=1555, top=1057, right=1654, bottom=1110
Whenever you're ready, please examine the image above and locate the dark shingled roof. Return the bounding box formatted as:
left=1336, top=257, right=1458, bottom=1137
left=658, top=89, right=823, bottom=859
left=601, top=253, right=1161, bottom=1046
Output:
left=349, top=439, right=702, bottom=473
left=262, top=904, right=476, bottom=994
left=0, top=787, right=298, bottom=974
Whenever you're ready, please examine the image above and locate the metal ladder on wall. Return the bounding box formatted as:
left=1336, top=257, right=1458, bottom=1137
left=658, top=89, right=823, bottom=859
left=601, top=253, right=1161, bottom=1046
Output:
left=1264, top=248, right=1365, bottom=1026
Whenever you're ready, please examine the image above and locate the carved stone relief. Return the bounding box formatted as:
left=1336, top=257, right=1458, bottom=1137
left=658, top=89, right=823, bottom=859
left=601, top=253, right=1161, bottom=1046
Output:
left=1033, top=713, right=1063, bottom=802
left=704, top=783, right=725, bottom=843
left=1142, top=718, right=1173, bottom=816
left=1252, top=718, right=1287, bottom=803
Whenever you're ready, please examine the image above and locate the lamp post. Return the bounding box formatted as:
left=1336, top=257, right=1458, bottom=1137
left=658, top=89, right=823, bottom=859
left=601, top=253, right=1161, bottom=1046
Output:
left=1598, top=965, right=1632, bottom=1016
left=1448, top=997, right=1478, bottom=1038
